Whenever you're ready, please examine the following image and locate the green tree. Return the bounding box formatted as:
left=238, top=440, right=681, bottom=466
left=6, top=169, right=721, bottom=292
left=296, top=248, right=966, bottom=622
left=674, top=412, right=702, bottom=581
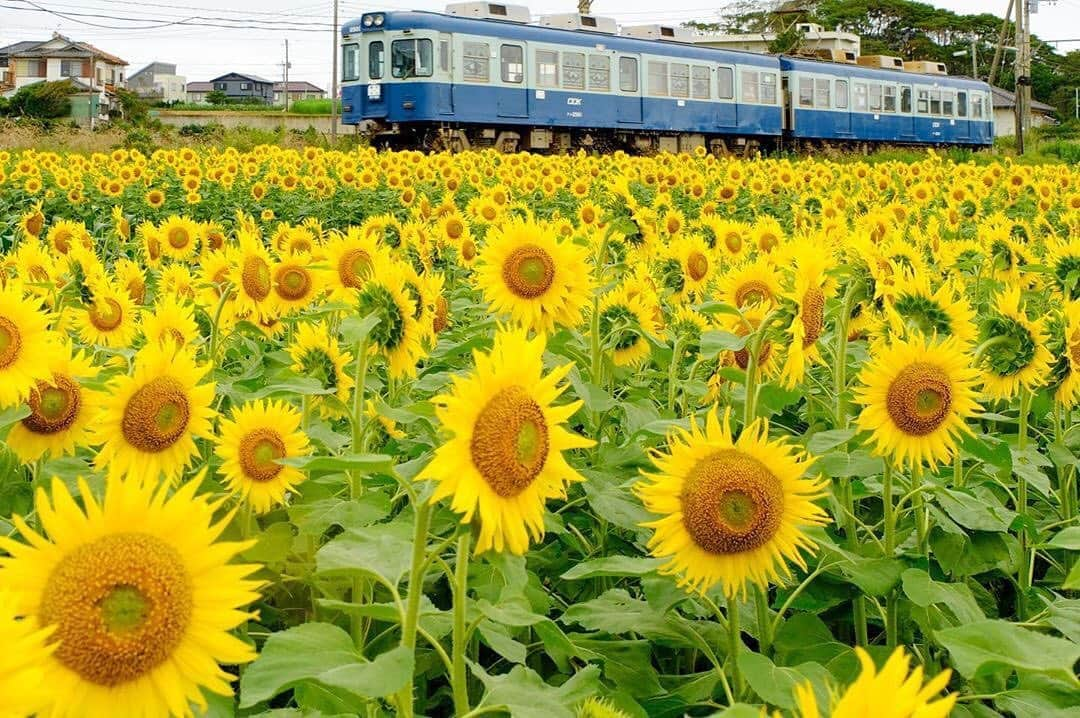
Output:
left=206, top=89, right=228, bottom=105
left=4, top=80, right=77, bottom=119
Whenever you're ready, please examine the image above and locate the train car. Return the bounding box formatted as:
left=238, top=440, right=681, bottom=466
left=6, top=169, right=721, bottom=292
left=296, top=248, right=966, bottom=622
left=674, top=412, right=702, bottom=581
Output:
left=779, top=56, right=994, bottom=147
left=339, top=6, right=783, bottom=153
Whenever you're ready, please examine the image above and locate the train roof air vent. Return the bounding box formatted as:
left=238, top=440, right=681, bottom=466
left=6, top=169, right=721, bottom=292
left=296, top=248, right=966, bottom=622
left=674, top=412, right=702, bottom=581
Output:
left=538, top=13, right=617, bottom=33
left=620, top=23, right=691, bottom=41
left=444, top=2, right=531, bottom=23
left=902, top=60, right=948, bottom=75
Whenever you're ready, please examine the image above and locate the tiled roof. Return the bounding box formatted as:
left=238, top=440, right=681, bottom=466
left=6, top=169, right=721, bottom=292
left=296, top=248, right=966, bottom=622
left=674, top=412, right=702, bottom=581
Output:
left=273, top=81, right=324, bottom=92
left=991, top=85, right=1055, bottom=113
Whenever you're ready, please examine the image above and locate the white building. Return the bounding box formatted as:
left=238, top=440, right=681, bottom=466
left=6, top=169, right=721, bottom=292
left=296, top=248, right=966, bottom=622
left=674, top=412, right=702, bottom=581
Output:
left=690, top=22, right=860, bottom=57
left=127, top=62, right=187, bottom=103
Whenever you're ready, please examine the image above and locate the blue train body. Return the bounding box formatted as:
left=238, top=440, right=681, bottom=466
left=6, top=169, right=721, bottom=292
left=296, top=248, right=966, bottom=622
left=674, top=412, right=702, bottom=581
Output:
left=339, top=10, right=993, bottom=151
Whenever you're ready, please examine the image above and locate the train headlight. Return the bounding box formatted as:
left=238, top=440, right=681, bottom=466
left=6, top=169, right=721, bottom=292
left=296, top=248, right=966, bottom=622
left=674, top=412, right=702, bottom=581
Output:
left=362, top=15, right=373, bottom=26
left=373, top=14, right=385, bottom=25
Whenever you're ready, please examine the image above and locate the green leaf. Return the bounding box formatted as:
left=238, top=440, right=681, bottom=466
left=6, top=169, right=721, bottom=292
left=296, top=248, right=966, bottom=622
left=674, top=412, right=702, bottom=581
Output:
left=316, top=646, right=414, bottom=700
left=0, top=404, right=30, bottom=439
left=737, top=652, right=830, bottom=710
left=281, top=453, right=395, bottom=475
left=339, top=312, right=380, bottom=344
left=316, top=520, right=414, bottom=585
left=1045, top=526, right=1080, bottom=551
left=288, top=494, right=391, bottom=537
left=561, top=556, right=665, bottom=580
left=245, top=375, right=337, bottom=399
left=936, top=619, right=1080, bottom=684
left=935, top=488, right=1014, bottom=533
left=823, top=547, right=904, bottom=596
left=699, top=329, right=747, bottom=355
left=561, top=590, right=704, bottom=649
left=582, top=470, right=653, bottom=532
left=1064, top=561, right=1080, bottom=591
left=959, top=432, right=1012, bottom=470
left=471, top=663, right=601, bottom=718
left=572, top=638, right=664, bottom=698
left=901, top=569, right=985, bottom=626
left=1012, top=446, right=1053, bottom=496
left=243, top=522, right=295, bottom=566
left=818, top=450, right=885, bottom=478
left=806, top=428, right=857, bottom=455
left=239, top=623, right=360, bottom=707
left=568, top=367, right=617, bottom=412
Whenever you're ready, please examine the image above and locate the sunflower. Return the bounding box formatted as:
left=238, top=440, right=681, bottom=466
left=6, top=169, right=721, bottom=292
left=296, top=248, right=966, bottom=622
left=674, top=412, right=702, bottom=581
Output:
left=322, top=228, right=387, bottom=302
left=111, top=205, right=130, bottom=241
left=792, top=647, right=955, bottom=718
left=670, top=235, right=715, bottom=301
left=717, top=303, right=781, bottom=378
left=356, top=259, right=427, bottom=377
left=0, top=590, right=55, bottom=717
left=475, top=217, right=592, bottom=334
left=75, top=281, right=140, bottom=349
left=45, top=219, right=87, bottom=256
left=978, top=285, right=1054, bottom=400
left=0, top=286, right=54, bottom=408
left=93, top=342, right=215, bottom=484
left=11, top=240, right=56, bottom=296
left=287, top=321, right=354, bottom=419
left=597, top=283, right=659, bottom=367
left=18, top=201, right=45, bottom=238
left=145, top=187, right=166, bottom=209
left=751, top=216, right=785, bottom=254
left=855, top=334, right=981, bottom=470
left=157, top=215, right=202, bottom=261
left=114, top=257, right=148, bottom=304
left=420, top=327, right=593, bottom=554
left=6, top=344, right=101, bottom=463
left=718, top=257, right=782, bottom=310
left=272, top=252, right=323, bottom=312
left=142, top=300, right=199, bottom=349
left=1046, top=237, right=1080, bottom=302
left=0, top=474, right=261, bottom=718
left=231, top=229, right=276, bottom=321
left=215, top=399, right=311, bottom=513
left=779, top=243, right=836, bottom=389
left=884, top=269, right=977, bottom=346
left=1054, top=302, right=1080, bottom=407
left=635, top=408, right=828, bottom=597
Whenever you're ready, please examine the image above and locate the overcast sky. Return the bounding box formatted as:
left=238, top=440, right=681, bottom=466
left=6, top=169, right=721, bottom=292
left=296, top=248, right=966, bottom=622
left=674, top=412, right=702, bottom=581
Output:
left=1, top=0, right=1077, bottom=91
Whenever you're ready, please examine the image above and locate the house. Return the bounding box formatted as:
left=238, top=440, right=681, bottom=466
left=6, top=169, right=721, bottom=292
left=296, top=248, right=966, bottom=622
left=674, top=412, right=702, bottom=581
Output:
left=0, top=32, right=128, bottom=123
left=185, top=81, right=213, bottom=104
left=273, top=81, right=326, bottom=105
left=691, top=22, right=861, bottom=57
left=204, top=72, right=275, bottom=104
left=128, top=62, right=187, bottom=103
left=990, top=85, right=1057, bottom=137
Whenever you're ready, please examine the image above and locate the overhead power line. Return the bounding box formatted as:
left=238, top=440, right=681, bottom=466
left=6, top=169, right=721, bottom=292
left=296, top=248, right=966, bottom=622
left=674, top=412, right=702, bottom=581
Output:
left=3, top=0, right=336, bottom=31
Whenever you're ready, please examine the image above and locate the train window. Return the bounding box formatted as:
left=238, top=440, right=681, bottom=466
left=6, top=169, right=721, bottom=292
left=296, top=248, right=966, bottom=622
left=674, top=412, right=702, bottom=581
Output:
left=501, top=45, right=524, bottom=84
left=901, top=86, right=912, bottom=113
left=619, top=57, right=638, bottom=92
left=439, top=40, right=450, bottom=72
left=957, top=91, right=967, bottom=117
left=369, top=41, right=384, bottom=80
left=798, top=77, right=813, bottom=108
left=670, top=64, right=689, bottom=98
left=835, top=79, right=848, bottom=108
left=942, top=91, right=954, bottom=116
left=760, top=73, right=777, bottom=104
left=815, top=78, right=830, bottom=108
left=883, top=85, right=896, bottom=112
left=717, top=67, right=733, bottom=99
left=741, top=70, right=759, bottom=103
left=562, top=52, right=585, bottom=90
left=588, top=55, right=610, bottom=92
left=691, top=66, right=710, bottom=99
left=342, top=43, right=360, bottom=82
left=971, top=92, right=982, bottom=118
left=463, top=42, right=490, bottom=83
left=649, top=61, right=669, bottom=96
left=869, top=84, right=882, bottom=112
left=930, top=90, right=941, bottom=115
left=537, top=50, right=558, bottom=87
left=917, top=89, right=929, bottom=114
left=853, top=83, right=867, bottom=111
left=391, top=39, right=432, bottom=79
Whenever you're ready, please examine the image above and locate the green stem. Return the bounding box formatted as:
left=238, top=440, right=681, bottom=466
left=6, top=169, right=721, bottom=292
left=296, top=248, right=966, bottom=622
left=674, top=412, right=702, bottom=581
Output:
left=207, top=284, right=232, bottom=367
left=834, top=286, right=857, bottom=426
left=882, top=463, right=898, bottom=649
left=452, top=532, right=471, bottom=716
left=912, top=466, right=929, bottom=555
left=842, top=476, right=868, bottom=647
left=668, top=337, right=683, bottom=414
left=753, top=585, right=772, bottom=656
left=743, top=335, right=759, bottom=428
left=1017, top=389, right=1032, bottom=619
left=349, top=338, right=370, bottom=500
left=397, top=499, right=433, bottom=718
left=726, top=595, right=743, bottom=698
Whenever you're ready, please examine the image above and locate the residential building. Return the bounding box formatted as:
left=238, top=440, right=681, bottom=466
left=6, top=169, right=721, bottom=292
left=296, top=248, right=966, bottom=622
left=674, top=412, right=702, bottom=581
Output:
left=128, top=62, right=187, bottom=103
left=204, top=72, right=275, bottom=104
left=990, top=86, right=1057, bottom=137
left=185, top=81, right=213, bottom=104
left=273, top=81, right=326, bottom=105
left=691, top=22, right=861, bottom=57
left=0, top=32, right=128, bottom=122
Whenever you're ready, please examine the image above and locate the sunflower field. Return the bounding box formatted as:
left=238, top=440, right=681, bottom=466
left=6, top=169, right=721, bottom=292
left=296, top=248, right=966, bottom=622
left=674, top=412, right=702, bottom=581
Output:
left=0, top=145, right=1078, bottom=718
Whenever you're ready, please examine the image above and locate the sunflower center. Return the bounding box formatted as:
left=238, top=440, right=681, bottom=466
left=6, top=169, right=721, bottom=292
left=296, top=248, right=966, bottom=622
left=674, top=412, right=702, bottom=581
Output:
left=338, top=248, right=372, bottom=288
left=885, top=362, right=953, bottom=436
left=0, top=316, right=21, bottom=368
left=276, top=266, right=311, bottom=301
left=39, top=532, right=193, bottom=686
left=88, top=298, right=124, bottom=332
left=734, top=280, right=772, bottom=308
left=53, top=229, right=72, bottom=253
left=239, top=428, right=287, bottom=482
left=503, top=245, right=555, bottom=299
left=687, top=252, right=709, bottom=282
left=446, top=219, right=464, bottom=240
left=23, top=376, right=81, bottom=434
left=27, top=212, right=45, bottom=236
left=724, top=232, right=742, bottom=254
left=121, top=377, right=191, bottom=452
left=241, top=255, right=272, bottom=301
left=470, top=385, right=550, bottom=498
left=758, top=233, right=778, bottom=252
left=167, top=227, right=189, bottom=249
left=681, top=449, right=784, bottom=554
left=801, top=286, right=825, bottom=346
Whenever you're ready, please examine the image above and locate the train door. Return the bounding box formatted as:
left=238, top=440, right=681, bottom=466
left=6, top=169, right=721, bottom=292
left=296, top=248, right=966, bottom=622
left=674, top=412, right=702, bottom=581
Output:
left=834, top=79, right=852, bottom=136
left=497, top=43, right=528, bottom=118
left=899, top=85, right=915, bottom=140
left=955, top=90, right=970, bottom=141
left=437, top=34, right=453, bottom=114
left=617, top=55, right=642, bottom=124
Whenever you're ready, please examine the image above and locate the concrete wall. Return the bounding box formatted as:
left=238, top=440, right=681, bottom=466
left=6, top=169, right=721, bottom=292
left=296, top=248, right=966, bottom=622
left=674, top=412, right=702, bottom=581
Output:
left=993, top=108, right=1055, bottom=137
left=153, top=110, right=343, bottom=135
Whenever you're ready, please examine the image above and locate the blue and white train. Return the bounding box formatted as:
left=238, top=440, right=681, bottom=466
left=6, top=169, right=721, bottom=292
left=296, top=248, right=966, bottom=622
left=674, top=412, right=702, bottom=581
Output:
left=339, top=4, right=994, bottom=152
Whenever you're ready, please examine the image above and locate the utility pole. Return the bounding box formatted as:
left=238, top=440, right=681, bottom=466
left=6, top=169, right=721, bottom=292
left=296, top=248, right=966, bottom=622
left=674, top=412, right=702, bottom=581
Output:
left=330, top=0, right=339, bottom=143
left=1020, top=0, right=1032, bottom=141
left=1075, top=86, right=1078, bottom=120
left=1014, top=0, right=1025, bottom=154
left=283, top=39, right=290, bottom=113
left=988, top=0, right=1014, bottom=87
left=971, top=38, right=978, bottom=79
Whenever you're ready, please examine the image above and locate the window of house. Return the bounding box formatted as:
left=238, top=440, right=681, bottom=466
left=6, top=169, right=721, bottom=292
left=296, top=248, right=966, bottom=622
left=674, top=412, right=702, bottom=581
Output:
left=562, top=52, right=585, bottom=90
left=369, top=41, right=384, bottom=80
left=342, top=43, right=360, bottom=82
left=648, top=61, right=668, bottom=96
left=883, top=85, right=896, bottom=112
left=902, top=86, right=913, bottom=112
left=957, top=91, right=967, bottom=117
left=718, top=66, right=733, bottom=99
left=500, top=44, right=523, bottom=83
left=942, top=91, right=954, bottom=116
left=537, top=50, right=558, bottom=87
left=815, top=78, right=830, bottom=108
left=741, top=70, right=759, bottom=102
left=619, top=57, right=638, bottom=92
left=463, top=42, right=490, bottom=82
left=853, top=82, right=868, bottom=111
left=588, top=55, right=610, bottom=91
left=214, top=82, right=226, bottom=91
left=60, top=60, right=79, bottom=78
left=916, top=89, right=929, bottom=114
left=691, top=66, right=710, bottom=99
left=835, top=79, right=848, bottom=108
left=798, top=77, right=814, bottom=107
left=670, top=63, right=689, bottom=98
left=240, top=83, right=251, bottom=90
left=760, top=72, right=777, bottom=104
left=869, top=84, right=882, bottom=111
left=929, top=89, right=942, bottom=114
left=391, top=38, right=433, bottom=78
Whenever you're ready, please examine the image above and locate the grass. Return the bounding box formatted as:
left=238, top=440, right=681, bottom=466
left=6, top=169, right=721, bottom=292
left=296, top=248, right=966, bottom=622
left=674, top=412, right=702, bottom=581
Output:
left=156, top=99, right=339, bottom=115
